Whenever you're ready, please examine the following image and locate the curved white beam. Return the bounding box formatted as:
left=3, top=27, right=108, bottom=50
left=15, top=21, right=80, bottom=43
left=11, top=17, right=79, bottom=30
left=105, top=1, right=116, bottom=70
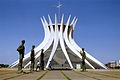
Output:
left=69, top=19, right=107, bottom=69
left=10, top=17, right=51, bottom=67
left=70, top=16, right=76, bottom=26
left=23, top=17, right=51, bottom=68
left=46, top=14, right=59, bottom=68
left=64, top=15, right=95, bottom=69
left=24, top=16, right=55, bottom=68
left=59, top=15, right=73, bottom=68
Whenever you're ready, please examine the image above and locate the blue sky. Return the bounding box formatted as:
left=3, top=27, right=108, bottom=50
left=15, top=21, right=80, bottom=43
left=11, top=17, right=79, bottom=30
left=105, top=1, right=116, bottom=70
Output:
left=0, top=0, right=120, bottom=65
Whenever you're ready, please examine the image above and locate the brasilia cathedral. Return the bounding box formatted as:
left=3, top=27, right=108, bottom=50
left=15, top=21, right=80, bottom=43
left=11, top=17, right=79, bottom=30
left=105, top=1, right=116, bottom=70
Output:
left=10, top=14, right=107, bottom=69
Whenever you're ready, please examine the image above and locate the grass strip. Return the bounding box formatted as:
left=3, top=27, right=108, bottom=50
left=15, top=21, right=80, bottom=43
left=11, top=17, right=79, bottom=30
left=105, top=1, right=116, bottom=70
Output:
left=73, top=71, right=101, bottom=80
left=90, top=72, right=120, bottom=79
left=61, top=71, right=72, bottom=80
left=36, top=71, right=48, bottom=80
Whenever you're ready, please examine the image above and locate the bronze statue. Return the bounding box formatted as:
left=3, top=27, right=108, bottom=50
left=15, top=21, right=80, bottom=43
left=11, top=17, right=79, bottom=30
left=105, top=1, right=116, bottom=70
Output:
left=40, top=49, right=44, bottom=70
left=30, top=45, right=35, bottom=72
left=80, top=48, right=86, bottom=72
left=17, top=40, right=25, bottom=73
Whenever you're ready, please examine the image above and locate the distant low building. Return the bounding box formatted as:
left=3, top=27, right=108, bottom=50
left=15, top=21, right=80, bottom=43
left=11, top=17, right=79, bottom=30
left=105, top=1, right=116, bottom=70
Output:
left=105, top=60, right=120, bottom=69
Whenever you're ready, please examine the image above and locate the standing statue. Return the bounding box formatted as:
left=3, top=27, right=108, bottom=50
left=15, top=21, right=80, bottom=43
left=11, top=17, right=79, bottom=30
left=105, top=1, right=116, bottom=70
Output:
left=40, top=49, right=44, bottom=70
left=30, top=45, right=35, bottom=72
left=17, top=40, right=25, bottom=73
left=80, top=48, right=86, bottom=72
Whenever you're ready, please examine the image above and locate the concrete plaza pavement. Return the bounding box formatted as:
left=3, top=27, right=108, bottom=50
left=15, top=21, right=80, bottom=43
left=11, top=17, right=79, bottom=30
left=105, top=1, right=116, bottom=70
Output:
left=0, top=68, right=120, bottom=80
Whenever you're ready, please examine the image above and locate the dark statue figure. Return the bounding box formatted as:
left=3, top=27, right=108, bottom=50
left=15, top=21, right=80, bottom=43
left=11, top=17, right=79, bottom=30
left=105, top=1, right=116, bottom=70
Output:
left=30, top=45, right=35, bottom=72
left=17, top=40, right=25, bottom=73
left=80, top=48, right=86, bottom=72
left=40, top=49, right=44, bottom=70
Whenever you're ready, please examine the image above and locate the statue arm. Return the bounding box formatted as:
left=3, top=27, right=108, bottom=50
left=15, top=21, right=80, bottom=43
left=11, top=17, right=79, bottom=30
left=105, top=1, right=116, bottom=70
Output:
left=79, top=51, right=82, bottom=56
left=17, top=45, right=22, bottom=51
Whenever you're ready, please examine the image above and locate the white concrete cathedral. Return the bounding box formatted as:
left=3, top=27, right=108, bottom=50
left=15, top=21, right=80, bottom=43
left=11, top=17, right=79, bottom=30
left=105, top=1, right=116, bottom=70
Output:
left=10, top=14, right=107, bottom=69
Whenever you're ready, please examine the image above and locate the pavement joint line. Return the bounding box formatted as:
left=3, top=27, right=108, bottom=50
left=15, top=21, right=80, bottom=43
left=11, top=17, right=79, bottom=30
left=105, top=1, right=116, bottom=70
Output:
left=0, top=71, right=16, bottom=76
left=99, top=72, right=120, bottom=76
left=89, top=72, right=120, bottom=79
left=2, top=71, right=37, bottom=80
left=36, top=71, right=48, bottom=80
left=73, top=71, right=101, bottom=80
left=61, top=71, right=72, bottom=80
left=2, top=73, right=25, bottom=80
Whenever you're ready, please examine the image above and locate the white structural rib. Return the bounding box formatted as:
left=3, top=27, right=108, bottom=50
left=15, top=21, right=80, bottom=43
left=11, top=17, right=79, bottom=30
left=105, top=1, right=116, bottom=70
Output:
left=69, top=18, right=107, bottom=69
left=10, top=15, right=53, bottom=68
left=64, top=15, right=95, bottom=69
left=24, top=16, right=55, bottom=68
left=59, top=14, right=73, bottom=68
left=46, top=14, right=59, bottom=68
left=10, top=16, right=50, bottom=67
left=22, top=17, right=52, bottom=68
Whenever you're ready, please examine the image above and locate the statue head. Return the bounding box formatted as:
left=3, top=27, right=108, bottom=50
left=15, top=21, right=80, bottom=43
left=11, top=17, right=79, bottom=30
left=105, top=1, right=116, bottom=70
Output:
left=32, top=45, right=35, bottom=49
left=41, top=49, right=44, bottom=52
left=21, top=40, right=25, bottom=44
left=82, top=48, right=84, bottom=51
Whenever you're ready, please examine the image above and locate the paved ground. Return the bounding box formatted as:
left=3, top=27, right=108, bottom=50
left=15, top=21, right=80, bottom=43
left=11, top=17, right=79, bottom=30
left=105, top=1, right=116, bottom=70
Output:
left=0, top=68, right=120, bottom=80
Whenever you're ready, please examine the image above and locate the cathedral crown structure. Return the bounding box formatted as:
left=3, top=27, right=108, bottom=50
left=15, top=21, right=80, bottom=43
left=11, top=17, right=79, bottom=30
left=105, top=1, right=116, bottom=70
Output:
left=10, top=14, right=107, bottom=69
